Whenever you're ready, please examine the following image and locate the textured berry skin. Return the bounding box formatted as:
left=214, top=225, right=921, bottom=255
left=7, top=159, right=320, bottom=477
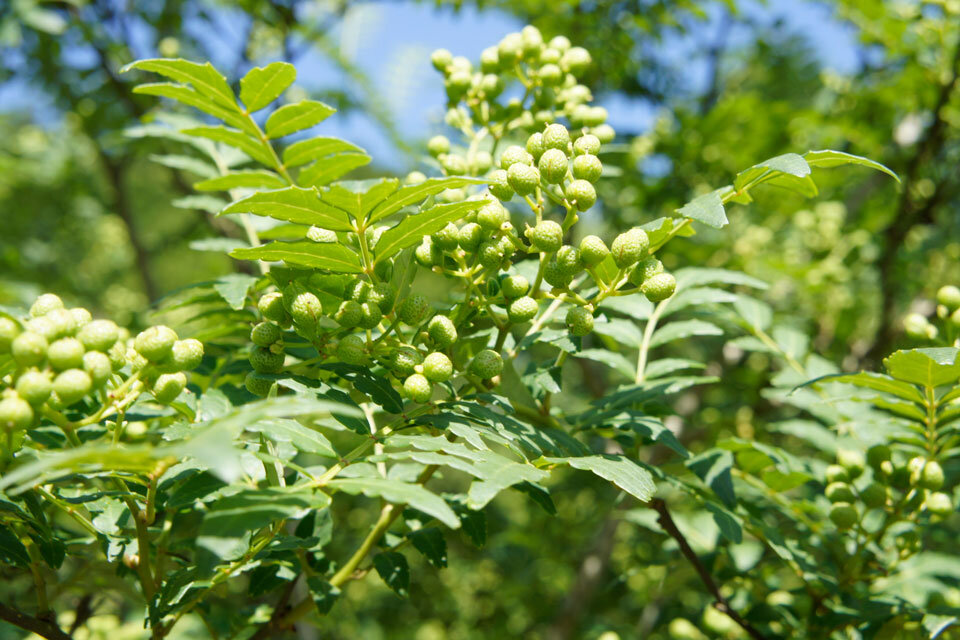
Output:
left=108, top=342, right=127, bottom=372
left=422, top=352, right=454, bottom=382
left=390, top=347, right=422, bottom=376
left=500, top=145, right=533, bottom=170
left=488, top=170, right=514, bottom=201
left=543, top=124, right=571, bottom=152
left=479, top=242, right=504, bottom=269
left=358, top=302, right=383, bottom=330
left=415, top=237, right=443, bottom=267
left=543, top=260, right=574, bottom=289
left=30, top=293, right=64, bottom=318
left=259, top=292, right=289, bottom=324
left=337, top=335, right=367, bottom=365
left=440, top=153, right=467, bottom=176
left=825, top=482, right=855, bottom=503
left=502, top=275, right=530, bottom=299
left=508, top=296, right=539, bottom=323
left=135, top=326, right=178, bottom=362
left=837, top=449, right=866, bottom=479
left=47, top=338, right=85, bottom=372
left=70, top=308, right=92, bottom=328
left=251, top=322, right=282, bottom=347
left=458, top=223, right=484, bottom=251
left=0, top=317, right=20, bottom=353
left=427, top=135, right=450, bottom=156
left=0, top=395, right=33, bottom=431
left=45, top=309, right=77, bottom=338
left=250, top=347, right=285, bottom=374
left=611, top=229, right=650, bottom=268
left=290, top=292, right=322, bottom=329
left=579, top=236, right=610, bottom=267
left=565, top=179, right=597, bottom=211
left=629, top=258, right=664, bottom=286
left=921, top=461, right=945, bottom=490
left=368, top=283, right=397, bottom=313
left=346, top=279, right=372, bottom=303
left=860, top=483, right=888, bottom=509
left=937, top=285, right=960, bottom=309
left=12, top=332, right=48, bottom=368
left=15, top=370, right=52, bottom=406
left=566, top=307, right=594, bottom=336
left=83, top=351, right=112, bottom=387
left=433, top=222, right=461, bottom=251
left=428, top=315, right=458, bottom=348
left=555, top=245, right=583, bottom=276
left=538, top=148, right=568, bottom=184
left=573, top=134, right=601, bottom=156
left=168, top=339, right=204, bottom=371
left=470, top=349, right=503, bottom=379
left=398, top=296, right=429, bottom=326
left=641, top=273, right=677, bottom=302
left=572, top=154, right=602, bottom=182
left=245, top=371, right=274, bottom=397
left=26, top=317, right=57, bottom=341
left=53, top=369, right=92, bottom=407
left=528, top=220, right=563, bottom=253
left=404, top=373, right=433, bottom=403
left=828, top=503, right=857, bottom=530
left=153, top=372, right=187, bottom=404
left=477, top=201, right=509, bottom=231
left=77, top=319, right=119, bottom=352
left=926, top=492, right=954, bottom=517
left=526, top=132, right=545, bottom=161
left=307, top=226, right=337, bottom=243
left=507, top=163, right=540, bottom=196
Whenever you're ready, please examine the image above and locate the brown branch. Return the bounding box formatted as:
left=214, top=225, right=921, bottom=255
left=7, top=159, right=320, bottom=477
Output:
left=0, top=602, right=71, bottom=640
left=650, top=498, right=768, bottom=640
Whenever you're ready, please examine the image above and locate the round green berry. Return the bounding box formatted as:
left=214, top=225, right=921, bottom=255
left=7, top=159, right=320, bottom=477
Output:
left=15, top=370, right=52, bottom=406
left=345, top=279, right=371, bottom=303
left=422, top=352, right=454, bottom=382
left=445, top=71, right=471, bottom=99
left=829, top=502, right=858, bottom=530
left=583, top=106, right=608, bottom=127
left=573, top=134, right=601, bottom=156
left=500, top=145, right=532, bottom=170
left=259, top=292, right=289, bottom=324
left=135, top=326, right=178, bottom=362
left=498, top=31, right=523, bottom=60
left=430, top=49, right=453, bottom=72
left=825, top=482, right=855, bottom=503
left=477, top=201, right=509, bottom=231
left=404, top=373, right=433, bottom=403
left=0, top=317, right=20, bottom=353
left=860, top=483, right=888, bottom=509
left=592, top=124, right=616, bottom=144
left=937, top=285, right=960, bottom=310
left=526, top=132, right=545, bottom=161
left=307, top=226, right=337, bottom=243
left=398, top=296, right=429, bottom=326
left=337, top=335, right=367, bottom=365
left=561, top=47, right=591, bottom=75
left=825, top=464, right=849, bottom=484
left=480, top=46, right=500, bottom=72
left=837, top=449, right=866, bottom=479
left=543, top=124, right=571, bottom=152
left=440, top=153, right=467, bottom=176
left=507, top=163, right=540, bottom=196
left=538, top=148, right=568, bottom=184
left=69, top=308, right=92, bottom=328
left=26, top=317, right=57, bottom=342
left=488, top=169, right=514, bottom=201
left=30, top=293, right=64, bottom=318
left=629, top=258, right=664, bottom=286
left=48, top=338, right=85, bottom=372
left=527, top=220, right=563, bottom=253
left=565, top=179, right=597, bottom=211
left=427, top=135, right=450, bottom=156
left=428, top=315, right=458, bottom=348
left=502, top=275, right=530, bottom=299
left=390, top=347, right=422, bottom=376
left=251, top=322, right=282, bottom=347
left=543, top=260, right=574, bottom=289
left=83, top=351, right=112, bottom=388
left=405, top=171, right=427, bottom=186
left=250, top=347, right=284, bottom=374
left=866, top=444, right=891, bottom=470
left=108, top=342, right=127, bottom=372
left=611, top=228, right=650, bottom=268
left=291, top=292, right=322, bottom=329
left=153, top=372, right=187, bottom=404
left=415, top=237, right=443, bottom=268
left=358, top=302, right=382, bottom=330
left=44, top=309, right=77, bottom=338
left=335, top=301, right=363, bottom=328
left=508, top=296, right=539, bottom=323
left=538, top=63, right=563, bottom=86
left=479, top=242, right=504, bottom=269
left=926, top=492, right=954, bottom=518
left=369, top=283, right=397, bottom=313
left=566, top=307, right=594, bottom=337
left=642, top=273, right=677, bottom=303
left=374, top=259, right=395, bottom=283
left=0, top=395, right=33, bottom=431
left=77, top=319, right=119, bottom=352
left=572, top=154, right=602, bottom=182
left=168, top=339, right=204, bottom=371
left=458, top=222, right=484, bottom=251
left=579, top=235, right=610, bottom=267
left=245, top=371, right=274, bottom=397
left=555, top=245, right=583, bottom=276
left=434, top=222, right=461, bottom=251
left=12, top=332, right=48, bottom=368
left=521, top=25, right=543, bottom=54
left=470, top=349, right=503, bottom=379
left=921, top=461, right=945, bottom=490
left=53, top=369, right=92, bottom=407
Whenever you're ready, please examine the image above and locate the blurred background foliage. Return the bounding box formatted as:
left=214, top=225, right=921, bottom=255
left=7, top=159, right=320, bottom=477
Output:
left=1, top=0, right=959, bottom=638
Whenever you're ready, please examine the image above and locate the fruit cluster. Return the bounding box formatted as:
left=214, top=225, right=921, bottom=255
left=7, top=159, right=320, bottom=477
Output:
left=903, top=284, right=960, bottom=343
left=0, top=293, right=203, bottom=450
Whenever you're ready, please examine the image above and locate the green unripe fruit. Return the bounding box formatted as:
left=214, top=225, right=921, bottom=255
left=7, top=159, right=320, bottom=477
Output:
left=866, top=444, right=892, bottom=470
left=477, top=201, right=509, bottom=231
left=527, top=220, right=563, bottom=252
left=521, top=25, right=543, bottom=54
left=829, top=502, right=858, bottom=530
left=69, top=308, right=92, bottom=328
left=168, top=339, right=204, bottom=371
left=30, top=293, right=64, bottom=318
left=573, top=134, right=601, bottom=156
left=561, top=47, right=591, bottom=76
left=346, top=279, right=372, bottom=303
left=291, top=292, right=322, bottom=329
left=251, top=322, right=282, bottom=347
left=12, top=332, right=48, bottom=367
left=479, top=74, right=502, bottom=98
left=369, top=283, right=397, bottom=313
left=572, top=154, right=602, bottom=182
left=565, top=179, right=597, bottom=211
left=825, top=482, right=856, bottom=503
left=445, top=71, right=472, bottom=98
left=26, top=317, right=57, bottom=341
left=358, top=302, right=383, bottom=330
left=431, top=49, right=453, bottom=72
left=543, top=260, right=574, bottom=289
left=153, top=372, right=187, bottom=404
left=951, top=307, right=960, bottom=328
left=904, top=312, right=931, bottom=339
left=480, top=46, right=500, bottom=72
left=538, top=63, right=563, bottom=86
left=250, top=347, right=284, bottom=374
left=470, top=349, right=503, bottom=379
left=15, top=370, right=52, bottom=406
left=583, top=106, right=608, bottom=127
left=526, top=132, right=545, bottom=161
left=837, top=449, right=866, bottom=479
left=592, top=124, right=616, bottom=144
left=926, top=492, right=954, bottom=518
left=860, top=483, right=888, bottom=509
left=579, top=235, right=609, bottom=267
left=542, top=124, right=571, bottom=152
left=440, top=153, right=467, bottom=176
left=538, top=148, right=568, bottom=184
left=507, top=163, right=540, bottom=195
left=422, top=352, right=454, bottom=382
left=629, top=258, right=664, bottom=286
left=434, top=222, right=461, bottom=251
left=427, top=135, right=450, bottom=156
left=508, top=296, right=539, bottom=323
left=415, top=237, right=443, bottom=268
left=642, top=273, right=677, bottom=302
left=479, top=242, right=504, bottom=269
left=0, top=395, right=33, bottom=431
left=428, top=315, right=458, bottom=348
left=921, top=461, right=945, bottom=490
left=108, top=342, right=127, bottom=372
left=83, top=351, right=112, bottom=388
left=498, top=235, right=517, bottom=258
left=566, top=306, right=594, bottom=337
left=245, top=371, right=274, bottom=397
left=307, top=226, right=337, bottom=243
left=404, top=373, right=433, bottom=403
left=500, top=145, right=532, bottom=170
left=135, top=326, right=178, bottom=362
left=53, top=369, right=92, bottom=406
left=398, top=296, right=429, bottom=326
left=374, top=258, right=395, bottom=283
left=77, top=319, right=119, bottom=352
left=668, top=618, right=707, bottom=640
left=611, top=228, right=650, bottom=268
left=498, top=32, right=523, bottom=61
left=47, top=338, right=84, bottom=372
left=555, top=245, right=583, bottom=276
left=825, top=464, right=849, bottom=484
left=502, top=275, right=530, bottom=299
left=259, top=292, right=289, bottom=324
left=44, top=309, right=77, bottom=338
left=0, top=317, right=20, bottom=353
left=458, top=222, right=484, bottom=251
left=390, top=347, right=422, bottom=376
left=936, top=285, right=960, bottom=310
left=548, top=35, right=571, bottom=51
left=889, top=464, right=911, bottom=491
left=337, top=335, right=367, bottom=365
left=404, top=171, right=427, bottom=186
left=488, top=169, right=514, bottom=201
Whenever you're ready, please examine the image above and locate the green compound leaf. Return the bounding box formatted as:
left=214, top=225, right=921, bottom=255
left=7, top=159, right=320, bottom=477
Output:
left=283, top=137, right=366, bottom=168
left=121, top=58, right=237, bottom=110
left=132, top=83, right=253, bottom=133
left=327, top=477, right=460, bottom=529
left=804, top=149, right=900, bottom=183
left=408, top=527, right=448, bottom=568
left=265, top=100, right=336, bottom=138
left=547, top=454, right=656, bottom=502
left=883, top=348, right=960, bottom=388
left=374, top=200, right=484, bottom=261
left=686, top=449, right=736, bottom=509
left=367, top=177, right=488, bottom=224
left=733, top=152, right=811, bottom=193
left=221, top=186, right=352, bottom=231
left=306, top=577, right=341, bottom=615
left=240, top=61, right=296, bottom=113
left=181, top=125, right=274, bottom=167
left=802, top=371, right=927, bottom=404
left=373, top=551, right=410, bottom=596
left=212, top=273, right=259, bottom=310
left=676, top=190, right=727, bottom=229
left=247, top=418, right=337, bottom=458
left=230, top=241, right=362, bottom=273
left=194, top=170, right=287, bottom=192
left=297, top=153, right=372, bottom=187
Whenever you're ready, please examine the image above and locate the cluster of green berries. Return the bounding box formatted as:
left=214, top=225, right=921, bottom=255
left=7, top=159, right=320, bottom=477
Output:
left=903, top=284, right=960, bottom=342
left=825, top=446, right=952, bottom=538
left=0, top=293, right=203, bottom=436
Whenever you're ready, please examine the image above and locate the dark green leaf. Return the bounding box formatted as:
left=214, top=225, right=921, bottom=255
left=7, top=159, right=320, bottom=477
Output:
left=306, top=577, right=341, bottom=614
left=326, top=478, right=459, bottom=529
left=548, top=454, right=656, bottom=502
left=687, top=449, right=736, bottom=508
left=373, top=551, right=409, bottom=596
left=409, top=528, right=447, bottom=568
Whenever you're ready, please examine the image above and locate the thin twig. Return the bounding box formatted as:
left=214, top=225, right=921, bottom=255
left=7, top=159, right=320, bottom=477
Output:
left=0, top=603, right=71, bottom=640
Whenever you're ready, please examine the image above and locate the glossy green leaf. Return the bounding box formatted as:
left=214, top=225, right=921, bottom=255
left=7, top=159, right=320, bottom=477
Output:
left=148, top=153, right=219, bottom=178
left=650, top=319, right=723, bottom=348
left=283, top=137, right=366, bottom=168
left=306, top=577, right=341, bottom=614
left=687, top=449, right=736, bottom=508
left=327, top=477, right=460, bottom=529
left=213, top=273, right=258, bottom=310
left=676, top=190, right=727, bottom=229
left=548, top=455, right=656, bottom=502
left=230, top=241, right=362, bottom=273
left=374, top=200, right=484, bottom=261
left=733, top=153, right=811, bottom=193
left=265, top=100, right=336, bottom=138
left=804, top=149, right=900, bottom=183
left=805, top=371, right=926, bottom=404
left=367, top=177, right=488, bottom=223
left=297, top=153, right=372, bottom=187
left=220, top=186, right=352, bottom=231
left=248, top=419, right=337, bottom=458
left=240, top=62, right=296, bottom=112
left=884, top=348, right=960, bottom=388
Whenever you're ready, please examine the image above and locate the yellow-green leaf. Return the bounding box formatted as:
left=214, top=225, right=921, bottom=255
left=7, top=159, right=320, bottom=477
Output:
left=240, top=62, right=296, bottom=112
left=220, top=186, right=352, bottom=231
left=265, top=100, right=336, bottom=138
left=231, top=241, right=362, bottom=273
left=121, top=58, right=236, bottom=110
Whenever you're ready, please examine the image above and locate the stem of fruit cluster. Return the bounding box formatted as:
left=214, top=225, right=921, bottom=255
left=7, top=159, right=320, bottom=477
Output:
left=635, top=299, right=667, bottom=384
